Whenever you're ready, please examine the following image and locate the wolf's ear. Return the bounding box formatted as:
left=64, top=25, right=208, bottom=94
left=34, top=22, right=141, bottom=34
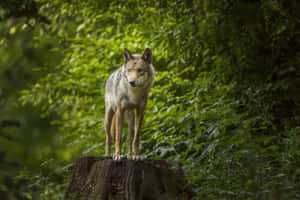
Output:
left=142, top=48, right=152, bottom=63
left=123, top=48, right=132, bottom=63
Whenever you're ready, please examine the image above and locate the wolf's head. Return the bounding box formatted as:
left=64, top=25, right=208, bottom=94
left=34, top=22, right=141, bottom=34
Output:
left=123, top=48, right=153, bottom=88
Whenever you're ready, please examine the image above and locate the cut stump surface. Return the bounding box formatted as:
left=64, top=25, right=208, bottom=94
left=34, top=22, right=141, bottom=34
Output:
left=65, top=156, right=194, bottom=200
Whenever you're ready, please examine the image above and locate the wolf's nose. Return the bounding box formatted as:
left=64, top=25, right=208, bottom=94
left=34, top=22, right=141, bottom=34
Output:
left=129, top=80, right=136, bottom=87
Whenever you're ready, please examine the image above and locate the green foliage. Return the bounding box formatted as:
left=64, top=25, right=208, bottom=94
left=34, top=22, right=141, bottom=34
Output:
left=1, top=0, right=299, bottom=199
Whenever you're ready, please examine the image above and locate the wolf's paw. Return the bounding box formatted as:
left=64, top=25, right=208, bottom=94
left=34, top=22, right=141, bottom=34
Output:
left=113, top=154, right=125, bottom=161
left=132, top=155, right=143, bottom=160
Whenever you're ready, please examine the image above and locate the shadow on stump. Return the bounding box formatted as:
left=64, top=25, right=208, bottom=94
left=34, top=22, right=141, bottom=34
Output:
left=65, top=156, right=194, bottom=200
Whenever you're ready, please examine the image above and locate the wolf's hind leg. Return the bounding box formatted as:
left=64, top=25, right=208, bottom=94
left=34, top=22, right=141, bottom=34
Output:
left=114, top=108, right=124, bottom=160
left=104, top=106, right=114, bottom=157
left=111, top=114, right=116, bottom=141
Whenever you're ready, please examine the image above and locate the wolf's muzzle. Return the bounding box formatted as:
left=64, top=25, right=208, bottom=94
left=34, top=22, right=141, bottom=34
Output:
left=129, top=80, right=136, bottom=87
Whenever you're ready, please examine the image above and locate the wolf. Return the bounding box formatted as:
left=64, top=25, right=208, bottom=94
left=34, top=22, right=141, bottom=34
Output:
left=104, top=48, right=154, bottom=160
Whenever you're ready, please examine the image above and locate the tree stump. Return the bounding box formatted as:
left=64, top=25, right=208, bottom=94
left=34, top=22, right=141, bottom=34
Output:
left=65, top=156, right=194, bottom=200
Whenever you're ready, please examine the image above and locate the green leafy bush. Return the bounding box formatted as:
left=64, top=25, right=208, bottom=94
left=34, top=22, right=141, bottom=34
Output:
left=1, top=0, right=299, bottom=199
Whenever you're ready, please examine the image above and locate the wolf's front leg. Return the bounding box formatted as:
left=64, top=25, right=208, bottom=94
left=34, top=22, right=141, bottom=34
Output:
left=132, top=106, right=145, bottom=160
left=114, top=108, right=124, bottom=160
left=126, top=110, right=135, bottom=159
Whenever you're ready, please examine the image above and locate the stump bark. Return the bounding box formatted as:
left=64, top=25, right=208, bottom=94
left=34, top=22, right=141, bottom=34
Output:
left=65, top=156, right=194, bottom=200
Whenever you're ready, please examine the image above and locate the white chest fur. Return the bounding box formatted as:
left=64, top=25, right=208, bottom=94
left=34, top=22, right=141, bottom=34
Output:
left=127, top=87, right=146, bottom=105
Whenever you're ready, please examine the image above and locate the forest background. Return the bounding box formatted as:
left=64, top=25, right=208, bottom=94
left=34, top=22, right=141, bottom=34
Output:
left=0, top=0, right=299, bottom=199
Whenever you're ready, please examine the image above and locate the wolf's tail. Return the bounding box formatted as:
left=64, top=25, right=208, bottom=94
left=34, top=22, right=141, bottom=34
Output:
left=110, top=114, right=116, bottom=140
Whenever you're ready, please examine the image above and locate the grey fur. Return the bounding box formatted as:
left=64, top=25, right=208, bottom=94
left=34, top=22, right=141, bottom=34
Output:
left=104, top=48, right=155, bottom=160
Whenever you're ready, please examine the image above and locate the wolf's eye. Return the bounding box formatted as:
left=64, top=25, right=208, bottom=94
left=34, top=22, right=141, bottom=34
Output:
left=137, top=69, right=143, bottom=73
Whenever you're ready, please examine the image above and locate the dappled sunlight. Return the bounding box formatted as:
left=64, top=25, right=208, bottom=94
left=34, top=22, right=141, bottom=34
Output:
left=0, top=0, right=299, bottom=199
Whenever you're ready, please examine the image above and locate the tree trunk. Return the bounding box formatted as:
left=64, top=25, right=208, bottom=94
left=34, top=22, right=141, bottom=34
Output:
left=65, top=156, right=194, bottom=200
